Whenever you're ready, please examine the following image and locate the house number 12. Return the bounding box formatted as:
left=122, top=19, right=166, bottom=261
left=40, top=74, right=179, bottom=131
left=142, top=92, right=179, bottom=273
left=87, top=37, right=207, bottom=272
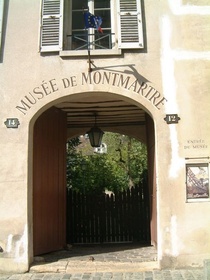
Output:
left=164, top=114, right=180, bottom=124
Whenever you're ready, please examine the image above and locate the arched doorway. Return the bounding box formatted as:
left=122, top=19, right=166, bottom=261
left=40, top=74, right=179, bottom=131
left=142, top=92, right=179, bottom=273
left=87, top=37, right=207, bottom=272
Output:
left=32, top=92, right=157, bottom=256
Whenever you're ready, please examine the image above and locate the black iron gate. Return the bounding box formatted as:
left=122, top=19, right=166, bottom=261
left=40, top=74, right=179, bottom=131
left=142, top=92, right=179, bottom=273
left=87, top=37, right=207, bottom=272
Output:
left=66, top=183, right=150, bottom=244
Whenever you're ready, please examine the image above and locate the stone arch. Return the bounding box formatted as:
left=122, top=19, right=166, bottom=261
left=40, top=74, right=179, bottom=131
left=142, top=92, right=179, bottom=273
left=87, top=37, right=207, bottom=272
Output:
left=28, top=85, right=158, bottom=262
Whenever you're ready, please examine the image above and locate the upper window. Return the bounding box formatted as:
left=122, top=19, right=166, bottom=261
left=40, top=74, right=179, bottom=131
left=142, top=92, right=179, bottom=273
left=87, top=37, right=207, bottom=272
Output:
left=64, top=0, right=112, bottom=51
left=40, top=0, right=144, bottom=53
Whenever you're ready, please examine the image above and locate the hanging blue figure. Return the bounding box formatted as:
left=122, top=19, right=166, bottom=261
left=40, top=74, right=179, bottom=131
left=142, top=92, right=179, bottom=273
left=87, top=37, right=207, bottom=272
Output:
left=84, top=11, right=103, bottom=33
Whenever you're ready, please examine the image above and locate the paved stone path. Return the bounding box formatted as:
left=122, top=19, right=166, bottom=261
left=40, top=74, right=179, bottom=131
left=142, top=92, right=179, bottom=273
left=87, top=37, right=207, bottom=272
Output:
left=32, top=244, right=158, bottom=265
left=0, top=245, right=207, bottom=279
left=0, top=269, right=205, bottom=280
left=36, top=244, right=157, bottom=262
left=30, top=245, right=158, bottom=273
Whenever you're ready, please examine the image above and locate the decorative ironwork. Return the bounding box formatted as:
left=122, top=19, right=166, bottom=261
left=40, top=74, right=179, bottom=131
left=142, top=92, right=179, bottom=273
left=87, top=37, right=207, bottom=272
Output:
left=67, top=33, right=114, bottom=51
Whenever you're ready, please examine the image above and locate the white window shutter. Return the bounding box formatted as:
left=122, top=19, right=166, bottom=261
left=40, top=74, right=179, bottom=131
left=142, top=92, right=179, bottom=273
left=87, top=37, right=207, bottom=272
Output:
left=0, top=0, right=4, bottom=50
left=40, top=0, right=63, bottom=52
left=118, top=0, right=144, bottom=49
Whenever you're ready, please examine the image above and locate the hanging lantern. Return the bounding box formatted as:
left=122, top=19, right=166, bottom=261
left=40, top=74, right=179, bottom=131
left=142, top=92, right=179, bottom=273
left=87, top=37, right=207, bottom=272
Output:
left=86, top=114, right=104, bottom=147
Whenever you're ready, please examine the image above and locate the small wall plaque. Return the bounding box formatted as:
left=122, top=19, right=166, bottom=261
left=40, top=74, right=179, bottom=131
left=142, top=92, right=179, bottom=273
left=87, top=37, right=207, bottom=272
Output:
left=4, top=118, right=20, bottom=128
left=164, top=114, right=180, bottom=124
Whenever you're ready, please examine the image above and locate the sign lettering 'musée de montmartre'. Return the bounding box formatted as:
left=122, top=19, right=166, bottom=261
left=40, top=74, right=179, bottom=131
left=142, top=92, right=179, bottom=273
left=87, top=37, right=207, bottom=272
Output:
left=16, top=71, right=167, bottom=115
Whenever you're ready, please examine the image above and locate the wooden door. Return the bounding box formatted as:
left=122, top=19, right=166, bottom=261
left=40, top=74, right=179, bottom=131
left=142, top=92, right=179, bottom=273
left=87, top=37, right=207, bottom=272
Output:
left=146, top=114, right=157, bottom=246
left=33, top=107, right=67, bottom=256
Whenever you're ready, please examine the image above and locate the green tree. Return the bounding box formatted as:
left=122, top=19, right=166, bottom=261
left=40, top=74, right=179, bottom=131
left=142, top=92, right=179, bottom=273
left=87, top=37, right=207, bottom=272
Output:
left=66, top=133, right=147, bottom=193
left=66, top=137, right=81, bottom=189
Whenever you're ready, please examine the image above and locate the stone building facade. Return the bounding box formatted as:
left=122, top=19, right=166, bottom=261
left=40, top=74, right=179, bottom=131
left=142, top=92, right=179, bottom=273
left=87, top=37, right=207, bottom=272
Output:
left=0, top=0, right=210, bottom=273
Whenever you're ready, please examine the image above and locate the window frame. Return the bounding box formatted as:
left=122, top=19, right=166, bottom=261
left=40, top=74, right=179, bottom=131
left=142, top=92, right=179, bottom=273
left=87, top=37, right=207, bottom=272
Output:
left=63, top=0, right=116, bottom=53
left=40, top=0, right=144, bottom=55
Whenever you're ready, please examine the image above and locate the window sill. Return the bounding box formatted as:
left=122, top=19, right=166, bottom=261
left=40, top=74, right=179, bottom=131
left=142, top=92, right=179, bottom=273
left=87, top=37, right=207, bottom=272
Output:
left=60, top=48, right=122, bottom=57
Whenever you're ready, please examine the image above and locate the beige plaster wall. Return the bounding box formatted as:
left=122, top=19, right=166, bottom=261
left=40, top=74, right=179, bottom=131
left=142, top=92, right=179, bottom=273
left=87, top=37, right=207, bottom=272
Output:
left=156, top=0, right=210, bottom=268
left=0, top=0, right=210, bottom=272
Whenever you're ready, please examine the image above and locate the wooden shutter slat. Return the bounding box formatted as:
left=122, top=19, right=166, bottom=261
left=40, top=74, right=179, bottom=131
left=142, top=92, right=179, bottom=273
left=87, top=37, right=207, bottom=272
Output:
left=40, top=0, right=63, bottom=52
left=118, top=0, right=144, bottom=49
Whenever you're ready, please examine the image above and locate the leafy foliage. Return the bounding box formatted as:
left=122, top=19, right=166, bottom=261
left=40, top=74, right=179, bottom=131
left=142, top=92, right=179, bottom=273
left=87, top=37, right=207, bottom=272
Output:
left=66, top=133, right=147, bottom=193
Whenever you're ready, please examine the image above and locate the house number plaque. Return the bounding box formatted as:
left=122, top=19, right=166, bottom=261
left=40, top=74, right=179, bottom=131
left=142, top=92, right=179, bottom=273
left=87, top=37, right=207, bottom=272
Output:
left=164, top=114, right=180, bottom=124
left=4, top=118, right=20, bottom=128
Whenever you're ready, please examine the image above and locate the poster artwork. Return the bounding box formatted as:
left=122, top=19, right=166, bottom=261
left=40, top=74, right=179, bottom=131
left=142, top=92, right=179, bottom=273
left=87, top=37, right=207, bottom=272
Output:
left=186, top=164, right=209, bottom=199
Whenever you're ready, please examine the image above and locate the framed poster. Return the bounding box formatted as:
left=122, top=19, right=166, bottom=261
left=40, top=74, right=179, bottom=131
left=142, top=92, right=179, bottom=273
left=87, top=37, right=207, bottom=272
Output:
left=186, top=163, right=209, bottom=200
